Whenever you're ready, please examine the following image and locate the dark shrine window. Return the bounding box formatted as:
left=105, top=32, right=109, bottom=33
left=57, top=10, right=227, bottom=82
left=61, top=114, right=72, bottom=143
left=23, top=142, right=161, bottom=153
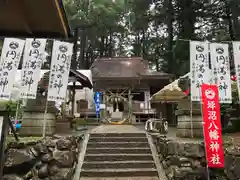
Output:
left=132, top=91, right=145, bottom=101
left=150, top=86, right=161, bottom=95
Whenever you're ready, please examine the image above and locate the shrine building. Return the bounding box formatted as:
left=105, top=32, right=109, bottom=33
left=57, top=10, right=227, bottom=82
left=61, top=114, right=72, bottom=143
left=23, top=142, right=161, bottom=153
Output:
left=76, top=57, right=173, bottom=125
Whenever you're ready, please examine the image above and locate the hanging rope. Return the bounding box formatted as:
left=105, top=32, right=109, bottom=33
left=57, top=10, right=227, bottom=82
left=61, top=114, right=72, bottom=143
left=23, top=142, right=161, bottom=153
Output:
left=176, top=38, right=235, bottom=43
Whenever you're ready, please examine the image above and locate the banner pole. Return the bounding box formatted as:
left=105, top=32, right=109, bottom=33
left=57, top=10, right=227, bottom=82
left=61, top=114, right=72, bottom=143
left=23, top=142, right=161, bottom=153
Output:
left=42, top=99, right=48, bottom=138
left=199, top=41, right=211, bottom=179
left=199, top=87, right=211, bottom=180
left=190, top=98, right=193, bottom=138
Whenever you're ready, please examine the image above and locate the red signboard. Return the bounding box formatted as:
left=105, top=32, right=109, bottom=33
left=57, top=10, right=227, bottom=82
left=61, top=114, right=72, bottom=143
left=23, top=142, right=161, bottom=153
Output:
left=201, top=84, right=224, bottom=168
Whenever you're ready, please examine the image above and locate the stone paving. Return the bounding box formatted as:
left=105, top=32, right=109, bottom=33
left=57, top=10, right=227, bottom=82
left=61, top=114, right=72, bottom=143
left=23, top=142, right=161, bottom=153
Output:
left=91, top=125, right=145, bottom=134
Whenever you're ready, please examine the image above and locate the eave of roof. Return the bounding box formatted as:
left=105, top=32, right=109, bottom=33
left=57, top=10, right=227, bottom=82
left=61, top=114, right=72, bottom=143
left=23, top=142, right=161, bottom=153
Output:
left=0, top=0, right=72, bottom=39
left=58, top=0, right=72, bottom=38
left=92, top=72, right=172, bottom=80
left=69, top=69, right=93, bottom=89
left=39, top=69, right=92, bottom=89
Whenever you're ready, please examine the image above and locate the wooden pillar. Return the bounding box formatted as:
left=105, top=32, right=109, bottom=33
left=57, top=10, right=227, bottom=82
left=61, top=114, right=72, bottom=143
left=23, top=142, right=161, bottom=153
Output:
left=71, top=82, right=76, bottom=116
left=69, top=82, right=76, bottom=128
left=128, top=89, right=132, bottom=123
left=103, top=91, right=107, bottom=120
left=61, top=89, right=68, bottom=121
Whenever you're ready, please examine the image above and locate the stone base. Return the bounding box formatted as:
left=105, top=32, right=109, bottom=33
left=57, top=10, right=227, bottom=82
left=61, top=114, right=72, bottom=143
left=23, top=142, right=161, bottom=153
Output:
left=177, top=115, right=203, bottom=138
left=56, top=120, right=71, bottom=134
left=111, top=111, right=123, bottom=119
left=151, top=135, right=239, bottom=180
left=130, top=115, right=136, bottom=124
left=4, top=135, right=83, bottom=180
left=20, top=112, right=56, bottom=136
left=24, top=95, right=58, bottom=113
left=151, top=135, right=206, bottom=180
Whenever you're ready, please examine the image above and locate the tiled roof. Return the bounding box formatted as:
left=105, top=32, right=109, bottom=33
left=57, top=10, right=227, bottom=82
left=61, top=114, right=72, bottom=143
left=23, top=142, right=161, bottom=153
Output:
left=40, top=69, right=93, bottom=89
left=90, top=57, right=149, bottom=78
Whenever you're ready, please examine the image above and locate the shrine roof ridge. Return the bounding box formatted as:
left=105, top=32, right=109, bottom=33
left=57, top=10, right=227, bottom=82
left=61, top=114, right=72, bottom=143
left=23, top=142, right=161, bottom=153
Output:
left=94, top=57, right=146, bottom=61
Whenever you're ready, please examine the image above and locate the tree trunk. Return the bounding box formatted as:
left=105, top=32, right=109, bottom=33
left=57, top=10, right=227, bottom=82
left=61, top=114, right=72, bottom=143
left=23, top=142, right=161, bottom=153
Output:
left=155, top=46, right=160, bottom=71
left=71, top=28, right=79, bottom=70
left=100, top=36, right=105, bottom=57
left=78, top=28, right=87, bottom=69
left=108, top=30, right=113, bottom=57
left=226, top=2, right=235, bottom=40
left=141, top=30, right=146, bottom=58
left=166, top=0, right=174, bottom=73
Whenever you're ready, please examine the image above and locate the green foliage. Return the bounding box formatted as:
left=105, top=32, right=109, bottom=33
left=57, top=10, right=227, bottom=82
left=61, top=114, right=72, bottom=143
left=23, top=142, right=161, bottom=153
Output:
left=0, top=100, right=17, bottom=117
left=220, top=82, right=239, bottom=116
left=0, top=100, right=24, bottom=119
left=6, top=101, right=17, bottom=117
left=63, top=0, right=240, bottom=73
left=5, top=136, right=42, bottom=148
left=64, top=0, right=125, bottom=29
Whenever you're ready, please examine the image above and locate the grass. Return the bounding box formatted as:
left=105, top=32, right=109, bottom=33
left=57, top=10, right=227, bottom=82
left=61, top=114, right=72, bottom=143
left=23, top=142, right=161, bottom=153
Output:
left=5, top=135, right=42, bottom=148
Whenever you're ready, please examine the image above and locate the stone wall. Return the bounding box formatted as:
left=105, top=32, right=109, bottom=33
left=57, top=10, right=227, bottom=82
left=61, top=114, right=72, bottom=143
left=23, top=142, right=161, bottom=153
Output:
left=152, top=134, right=240, bottom=180
left=4, top=135, right=83, bottom=180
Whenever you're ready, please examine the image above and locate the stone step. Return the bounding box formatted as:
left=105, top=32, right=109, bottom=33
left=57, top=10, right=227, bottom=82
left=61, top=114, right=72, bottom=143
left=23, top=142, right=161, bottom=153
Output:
left=87, top=142, right=149, bottom=148
left=90, top=133, right=146, bottom=138
left=82, top=161, right=156, bottom=169
left=80, top=168, right=158, bottom=177
left=86, top=148, right=152, bottom=154
left=80, top=176, right=160, bottom=180
left=84, top=154, right=154, bottom=162
left=88, top=137, right=148, bottom=142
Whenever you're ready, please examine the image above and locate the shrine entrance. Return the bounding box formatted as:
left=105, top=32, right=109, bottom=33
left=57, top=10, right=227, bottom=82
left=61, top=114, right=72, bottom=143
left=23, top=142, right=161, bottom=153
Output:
left=104, top=89, right=132, bottom=124
left=113, top=101, right=124, bottom=112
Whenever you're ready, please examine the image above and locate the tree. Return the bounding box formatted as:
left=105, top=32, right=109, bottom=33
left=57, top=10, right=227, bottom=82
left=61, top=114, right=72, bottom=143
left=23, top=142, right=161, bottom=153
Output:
left=62, top=0, right=240, bottom=75
left=64, top=0, right=126, bottom=68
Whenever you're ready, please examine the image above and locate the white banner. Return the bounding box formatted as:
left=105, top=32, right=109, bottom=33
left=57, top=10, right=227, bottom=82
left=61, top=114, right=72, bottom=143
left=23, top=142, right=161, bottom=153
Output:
left=20, top=38, right=47, bottom=99
left=47, top=40, right=73, bottom=102
left=0, top=38, right=25, bottom=99
left=210, top=43, right=232, bottom=103
left=233, top=42, right=240, bottom=101
left=190, top=41, right=211, bottom=101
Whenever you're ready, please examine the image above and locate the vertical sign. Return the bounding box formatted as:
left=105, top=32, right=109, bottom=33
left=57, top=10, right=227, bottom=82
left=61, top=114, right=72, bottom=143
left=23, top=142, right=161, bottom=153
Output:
left=201, top=84, right=224, bottom=168
left=210, top=43, right=231, bottom=103
left=190, top=41, right=211, bottom=101
left=0, top=38, right=25, bottom=99
left=47, top=40, right=73, bottom=102
left=95, top=92, right=101, bottom=117
left=232, top=42, right=240, bottom=100
left=20, top=38, right=47, bottom=99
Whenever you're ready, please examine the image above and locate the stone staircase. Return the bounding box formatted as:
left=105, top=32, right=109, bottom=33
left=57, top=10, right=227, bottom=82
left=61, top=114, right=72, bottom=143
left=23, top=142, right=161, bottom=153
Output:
left=80, top=133, right=160, bottom=180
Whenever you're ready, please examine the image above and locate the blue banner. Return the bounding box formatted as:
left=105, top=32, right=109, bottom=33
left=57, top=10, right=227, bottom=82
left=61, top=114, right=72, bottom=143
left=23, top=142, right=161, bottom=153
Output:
left=94, top=92, right=101, bottom=117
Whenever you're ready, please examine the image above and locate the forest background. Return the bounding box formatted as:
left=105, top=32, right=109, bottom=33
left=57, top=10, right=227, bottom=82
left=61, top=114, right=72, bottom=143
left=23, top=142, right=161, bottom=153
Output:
left=63, top=0, right=240, bottom=77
